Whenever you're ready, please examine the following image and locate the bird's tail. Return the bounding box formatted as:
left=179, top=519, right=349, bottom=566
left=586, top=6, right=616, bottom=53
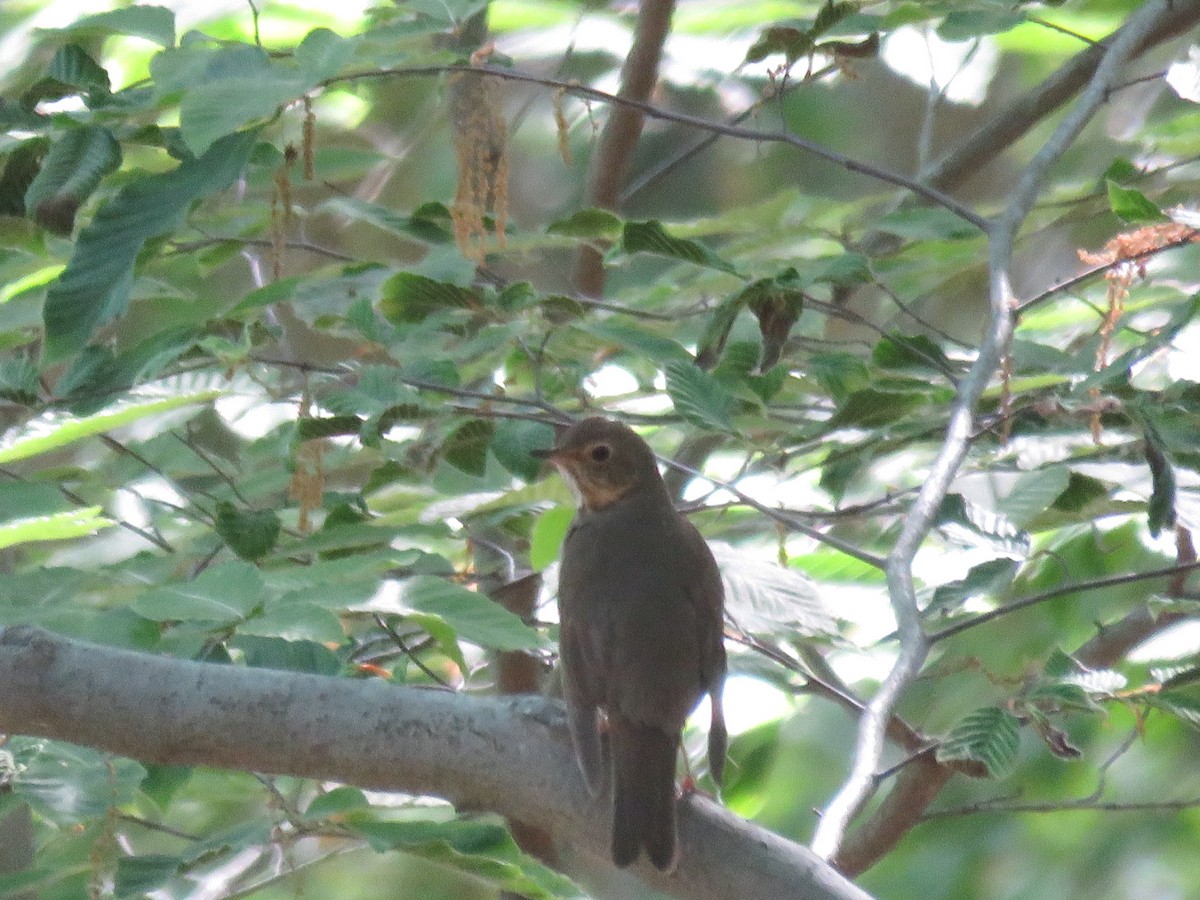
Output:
left=610, top=717, right=679, bottom=871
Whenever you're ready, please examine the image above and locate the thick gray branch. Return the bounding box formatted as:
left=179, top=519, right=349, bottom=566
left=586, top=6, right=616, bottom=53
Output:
left=0, top=626, right=871, bottom=900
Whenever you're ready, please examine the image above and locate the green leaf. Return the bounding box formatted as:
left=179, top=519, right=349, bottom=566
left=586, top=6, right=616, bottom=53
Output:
left=491, top=418, right=556, bottom=482
left=874, top=207, right=981, bottom=240
left=42, top=129, right=257, bottom=360
left=401, top=575, right=548, bottom=651
left=872, top=333, right=952, bottom=374
left=11, top=739, right=145, bottom=821
left=379, top=272, right=477, bottom=323
left=114, top=855, right=181, bottom=896
left=132, top=561, right=264, bottom=624
left=936, top=706, right=1020, bottom=778
left=546, top=208, right=623, bottom=239
left=344, top=817, right=581, bottom=900
left=829, top=388, right=926, bottom=427
left=441, top=419, right=496, bottom=477
left=214, top=502, right=281, bottom=562
left=576, top=320, right=692, bottom=365
left=617, top=220, right=739, bottom=275
left=1105, top=180, right=1167, bottom=224
left=303, top=786, right=369, bottom=820
left=937, top=10, right=1025, bottom=41
left=928, top=558, right=1019, bottom=616
left=0, top=389, right=219, bottom=464
left=1134, top=404, right=1177, bottom=538
left=240, top=601, right=345, bottom=644
left=530, top=505, right=574, bottom=571
left=0, top=507, right=114, bottom=551
left=320, top=196, right=452, bottom=243
left=665, top=360, right=736, bottom=431
left=180, top=74, right=303, bottom=157
left=46, top=44, right=111, bottom=93
left=808, top=352, right=870, bottom=403
left=24, top=125, right=121, bottom=235
left=51, top=5, right=176, bottom=46
left=294, top=27, right=357, bottom=82
left=996, top=466, right=1071, bottom=530
left=232, top=635, right=341, bottom=675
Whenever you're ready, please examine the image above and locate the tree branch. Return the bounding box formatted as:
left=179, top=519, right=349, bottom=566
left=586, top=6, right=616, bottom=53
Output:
left=573, top=0, right=675, bottom=297
left=0, top=626, right=873, bottom=900
left=920, top=0, right=1200, bottom=193
left=331, top=65, right=987, bottom=231
left=810, top=0, right=1180, bottom=864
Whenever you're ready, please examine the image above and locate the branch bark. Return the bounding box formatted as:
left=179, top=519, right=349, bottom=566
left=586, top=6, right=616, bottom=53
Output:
left=572, top=0, right=676, bottom=297
left=0, top=626, right=872, bottom=900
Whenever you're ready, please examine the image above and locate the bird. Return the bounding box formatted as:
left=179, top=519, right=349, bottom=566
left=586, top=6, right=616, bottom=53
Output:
left=532, top=416, right=727, bottom=871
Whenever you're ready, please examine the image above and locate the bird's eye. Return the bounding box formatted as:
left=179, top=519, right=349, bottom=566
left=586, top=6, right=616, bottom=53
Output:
left=590, top=443, right=611, bottom=463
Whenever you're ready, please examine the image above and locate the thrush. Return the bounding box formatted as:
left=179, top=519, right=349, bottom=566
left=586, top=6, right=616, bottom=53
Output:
left=533, top=417, right=727, bottom=871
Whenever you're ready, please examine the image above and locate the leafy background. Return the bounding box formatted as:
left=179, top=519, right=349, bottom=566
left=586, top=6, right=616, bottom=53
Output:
left=2, top=0, right=1200, bottom=897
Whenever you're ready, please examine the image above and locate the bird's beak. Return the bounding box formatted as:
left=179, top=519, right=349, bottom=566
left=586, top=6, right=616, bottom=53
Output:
left=530, top=447, right=557, bottom=460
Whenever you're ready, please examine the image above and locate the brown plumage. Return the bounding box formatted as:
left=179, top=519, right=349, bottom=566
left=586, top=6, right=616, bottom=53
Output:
left=533, top=417, right=727, bottom=871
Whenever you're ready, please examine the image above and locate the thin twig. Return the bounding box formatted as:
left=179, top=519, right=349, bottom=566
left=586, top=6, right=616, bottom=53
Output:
left=811, top=0, right=1177, bottom=862
left=928, top=560, right=1200, bottom=644
left=662, top=457, right=886, bottom=569
left=329, top=64, right=988, bottom=231
left=373, top=614, right=455, bottom=689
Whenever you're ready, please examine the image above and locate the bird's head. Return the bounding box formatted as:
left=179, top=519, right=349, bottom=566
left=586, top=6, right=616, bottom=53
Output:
left=532, top=417, right=661, bottom=511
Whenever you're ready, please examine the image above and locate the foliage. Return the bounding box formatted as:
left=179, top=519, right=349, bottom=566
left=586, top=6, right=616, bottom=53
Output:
left=1, top=0, right=1200, bottom=897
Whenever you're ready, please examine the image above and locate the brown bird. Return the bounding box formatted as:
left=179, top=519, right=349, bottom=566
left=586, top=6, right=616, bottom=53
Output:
left=533, top=417, right=727, bottom=871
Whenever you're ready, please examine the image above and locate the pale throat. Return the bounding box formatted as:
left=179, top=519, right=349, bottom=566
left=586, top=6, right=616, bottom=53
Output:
left=553, top=464, right=631, bottom=512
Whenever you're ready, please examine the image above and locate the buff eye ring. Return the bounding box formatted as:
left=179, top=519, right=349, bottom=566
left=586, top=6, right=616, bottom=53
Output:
left=590, top=444, right=611, bottom=462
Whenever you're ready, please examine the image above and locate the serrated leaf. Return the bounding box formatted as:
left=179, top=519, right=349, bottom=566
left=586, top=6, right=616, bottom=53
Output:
left=928, top=558, right=1018, bottom=616
left=11, top=739, right=145, bottom=821
left=46, top=44, right=110, bottom=93
left=400, top=575, right=548, bottom=651
left=808, top=352, right=870, bottom=403
left=997, top=466, right=1071, bottom=530
left=1105, top=180, right=1166, bottom=224
left=936, top=707, right=1020, bottom=778
left=133, top=561, right=264, bottom=624
left=665, top=360, right=735, bottom=432
left=24, top=125, right=121, bottom=235
left=0, top=507, right=114, bottom=551
left=379, top=272, right=477, bottom=323
left=442, top=419, right=495, bottom=476
left=0, top=389, right=219, bottom=464
left=1145, top=687, right=1200, bottom=729
left=712, top=543, right=838, bottom=638
left=42, top=129, right=256, bottom=360
left=214, top=502, right=281, bottom=561
left=617, top=220, right=739, bottom=275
